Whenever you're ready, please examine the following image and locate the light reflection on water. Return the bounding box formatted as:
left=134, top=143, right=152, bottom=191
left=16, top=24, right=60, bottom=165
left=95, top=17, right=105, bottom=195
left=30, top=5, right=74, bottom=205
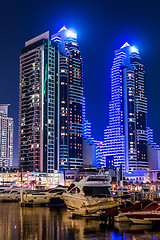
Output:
left=0, top=203, right=159, bottom=240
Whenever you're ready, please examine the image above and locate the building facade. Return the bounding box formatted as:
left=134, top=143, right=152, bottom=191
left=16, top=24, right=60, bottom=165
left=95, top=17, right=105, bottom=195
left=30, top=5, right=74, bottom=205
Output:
left=0, top=104, right=13, bottom=167
left=51, top=27, right=83, bottom=171
left=147, top=127, right=160, bottom=170
left=82, top=98, right=104, bottom=168
left=0, top=171, right=64, bottom=188
left=19, top=27, right=83, bottom=172
left=103, top=43, right=148, bottom=172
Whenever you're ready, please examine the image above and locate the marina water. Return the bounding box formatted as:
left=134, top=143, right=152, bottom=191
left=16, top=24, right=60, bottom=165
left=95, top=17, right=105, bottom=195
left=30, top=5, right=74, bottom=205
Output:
left=0, top=203, right=160, bottom=240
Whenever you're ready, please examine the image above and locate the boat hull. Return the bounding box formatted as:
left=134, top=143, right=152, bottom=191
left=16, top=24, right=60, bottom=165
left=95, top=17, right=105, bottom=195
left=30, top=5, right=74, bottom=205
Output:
left=73, top=202, right=118, bottom=216
left=23, top=192, right=64, bottom=205
left=62, top=193, right=86, bottom=210
left=129, top=218, right=152, bottom=225
left=62, top=192, right=117, bottom=213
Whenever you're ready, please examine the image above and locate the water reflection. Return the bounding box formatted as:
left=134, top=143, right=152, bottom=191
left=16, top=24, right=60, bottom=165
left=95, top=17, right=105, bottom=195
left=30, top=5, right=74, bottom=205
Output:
left=0, top=203, right=160, bottom=240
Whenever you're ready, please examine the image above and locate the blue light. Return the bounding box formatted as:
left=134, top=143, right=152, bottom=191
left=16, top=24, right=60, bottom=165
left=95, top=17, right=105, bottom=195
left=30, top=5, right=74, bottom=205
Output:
left=130, top=46, right=139, bottom=54
left=66, top=30, right=77, bottom=39
left=51, top=36, right=62, bottom=44
left=58, top=26, right=67, bottom=32
left=120, top=42, right=130, bottom=49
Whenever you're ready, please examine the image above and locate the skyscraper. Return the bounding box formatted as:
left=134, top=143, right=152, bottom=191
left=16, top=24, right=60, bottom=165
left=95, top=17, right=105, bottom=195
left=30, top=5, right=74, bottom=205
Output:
left=0, top=104, right=13, bottom=167
left=147, top=127, right=160, bottom=170
left=19, top=27, right=83, bottom=172
left=51, top=27, right=83, bottom=170
left=103, top=43, right=148, bottom=172
left=82, top=97, right=105, bottom=168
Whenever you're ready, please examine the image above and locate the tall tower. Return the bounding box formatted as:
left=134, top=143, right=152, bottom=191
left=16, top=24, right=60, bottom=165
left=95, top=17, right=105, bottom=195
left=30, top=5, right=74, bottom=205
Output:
left=103, top=43, right=148, bottom=172
left=51, top=27, right=83, bottom=170
left=19, top=27, right=83, bottom=172
left=0, top=104, right=13, bottom=167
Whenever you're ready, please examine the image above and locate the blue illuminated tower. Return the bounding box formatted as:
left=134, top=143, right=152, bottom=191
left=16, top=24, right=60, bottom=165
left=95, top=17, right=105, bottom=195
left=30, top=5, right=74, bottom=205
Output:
left=103, top=43, right=148, bottom=172
left=51, top=27, right=83, bottom=170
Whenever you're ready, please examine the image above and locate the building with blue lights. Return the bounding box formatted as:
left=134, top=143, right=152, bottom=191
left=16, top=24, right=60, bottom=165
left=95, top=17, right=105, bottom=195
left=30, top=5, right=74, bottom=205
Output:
left=103, top=42, right=148, bottom=172
left=82, top=98, right=104, bottom=168
left=51, top=27, right=83, bottom=171
left=19, top=27, right=83, bottom=172
left=147, top=127, right=160, bottom=170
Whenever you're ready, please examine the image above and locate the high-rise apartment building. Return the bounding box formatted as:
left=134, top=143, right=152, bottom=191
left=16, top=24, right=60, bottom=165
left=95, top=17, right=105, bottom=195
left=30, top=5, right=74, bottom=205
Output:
left=0, top=104, right=13, bottom=167
left=103, top=43, right=148, bottom=172
left=19, top=27, right=83, bottom=172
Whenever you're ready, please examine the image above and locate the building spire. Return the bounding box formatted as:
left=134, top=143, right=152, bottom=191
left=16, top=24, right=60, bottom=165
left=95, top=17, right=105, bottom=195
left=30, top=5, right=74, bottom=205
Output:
left=58, top=26, right=68, bottom=32
left=120, top=42, right=130, bottom=49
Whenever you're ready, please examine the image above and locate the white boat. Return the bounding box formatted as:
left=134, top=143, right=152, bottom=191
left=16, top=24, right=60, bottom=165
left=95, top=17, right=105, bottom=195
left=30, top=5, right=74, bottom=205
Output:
left=62, top=170, right=117, bottom=213
left=129, top=217, right=152, bottom=225
left=115, top=210, right=160, bottom=223
left=23, top=185, right=67, bottom=205
left=114, top=212, right=131, bottom=222
left=0, top=187, right=23, bottom=202
left=0, top=181, right=16, bottom=193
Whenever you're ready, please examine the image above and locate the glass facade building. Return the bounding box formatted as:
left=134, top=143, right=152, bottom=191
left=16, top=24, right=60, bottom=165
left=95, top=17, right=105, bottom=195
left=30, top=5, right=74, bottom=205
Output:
left=103, top=43, right=148, bottom=172
left=0, top=104, right=13, bottom=167
left=82, top=98, right=104, bottom=168
left=19, top=27, right=83, bottom=172
left=51, top=27, right=83, bottom=170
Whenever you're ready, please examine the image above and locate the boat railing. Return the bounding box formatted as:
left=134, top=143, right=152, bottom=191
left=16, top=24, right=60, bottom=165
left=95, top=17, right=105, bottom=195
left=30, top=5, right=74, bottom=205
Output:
left=130, top=191, right=158, bottom=203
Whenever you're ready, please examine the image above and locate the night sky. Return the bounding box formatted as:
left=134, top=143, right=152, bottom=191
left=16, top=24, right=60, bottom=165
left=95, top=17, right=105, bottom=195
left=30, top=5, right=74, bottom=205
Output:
left=0, top=0, right=160, bottom=165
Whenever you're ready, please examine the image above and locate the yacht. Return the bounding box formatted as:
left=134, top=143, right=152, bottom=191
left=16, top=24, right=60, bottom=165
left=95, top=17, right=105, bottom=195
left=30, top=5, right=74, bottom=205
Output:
left=62, top=170, right=117, bottom=212
left=0, top=181, right=16, bottom=193
left=23, top=185, right=67, bottom=205
left=0, top=187, right=23, bottom=202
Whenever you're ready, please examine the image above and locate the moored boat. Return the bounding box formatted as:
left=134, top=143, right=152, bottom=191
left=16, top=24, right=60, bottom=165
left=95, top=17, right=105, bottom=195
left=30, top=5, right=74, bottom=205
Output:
left=0, top=181, right=16, bottom=193
left=0, top=187, right=28, bottom=202
left=115, top=200, right=160, bottom=224
left=114, top=212, right=131, bottom=222
left=23, top=185, right=67, bottom=205
left=62, top=170, right=117, bottom=213
left=129, top=217, right=152, bottom=225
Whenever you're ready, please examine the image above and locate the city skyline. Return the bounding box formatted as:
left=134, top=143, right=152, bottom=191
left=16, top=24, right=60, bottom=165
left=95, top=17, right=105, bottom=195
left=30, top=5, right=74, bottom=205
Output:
left=0, top=1, right=160, bottom=165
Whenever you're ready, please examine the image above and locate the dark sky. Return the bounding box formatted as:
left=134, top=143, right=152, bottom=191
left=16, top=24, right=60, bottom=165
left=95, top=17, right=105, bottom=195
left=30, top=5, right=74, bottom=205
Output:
left=0, top=0, right=160, bottom=165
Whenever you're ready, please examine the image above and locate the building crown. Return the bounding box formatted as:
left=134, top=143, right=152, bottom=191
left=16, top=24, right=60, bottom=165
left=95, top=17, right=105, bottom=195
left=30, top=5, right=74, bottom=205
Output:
left=120, top=42, right=130, bottom=49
